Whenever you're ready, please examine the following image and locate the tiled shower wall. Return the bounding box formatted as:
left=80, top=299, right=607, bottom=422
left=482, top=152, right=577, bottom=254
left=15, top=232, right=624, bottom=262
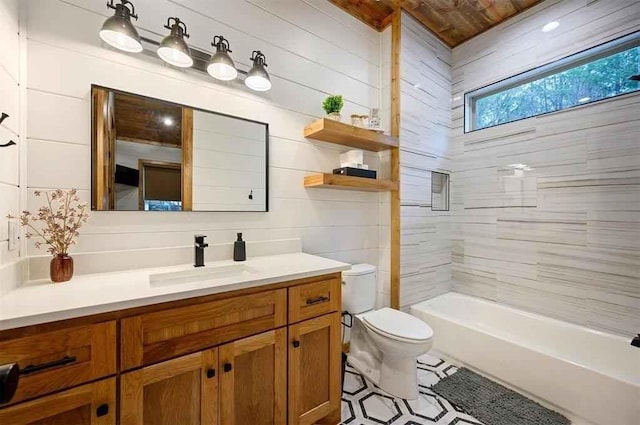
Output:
left=399, top=13, right=453, bottom=310
left=451, top=0, right=640, bottom=336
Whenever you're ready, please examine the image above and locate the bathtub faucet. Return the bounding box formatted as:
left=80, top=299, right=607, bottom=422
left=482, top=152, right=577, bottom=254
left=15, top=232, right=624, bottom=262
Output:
left=632, top=334, right=640, bottom=348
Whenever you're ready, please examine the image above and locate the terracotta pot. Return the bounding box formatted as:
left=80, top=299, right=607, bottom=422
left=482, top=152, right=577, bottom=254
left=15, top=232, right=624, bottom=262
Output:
left=50, top=254, right=74, bottom=283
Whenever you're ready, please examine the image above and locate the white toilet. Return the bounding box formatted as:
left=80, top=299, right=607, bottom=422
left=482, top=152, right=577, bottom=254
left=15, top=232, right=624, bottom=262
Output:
left=343, top=264, right=433, bottom=400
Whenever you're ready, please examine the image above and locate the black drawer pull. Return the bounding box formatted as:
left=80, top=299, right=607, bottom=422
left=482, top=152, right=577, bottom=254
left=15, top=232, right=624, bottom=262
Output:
left=223, top=363, right=232, bottom=373
left=96, top=403, right=109, bottom=417
left=306, top=295, right=329, bottom=305
left=0, top=363, right=19, bottom=404
left=206, top=368, right=216, bottom=379
left=20, top=355, right=77, bottom=375
left=292, top=340, right=300, bottom=348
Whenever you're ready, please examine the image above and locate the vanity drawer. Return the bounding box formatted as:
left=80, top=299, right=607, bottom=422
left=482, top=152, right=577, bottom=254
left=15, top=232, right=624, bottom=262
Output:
left=288, top=277, right=341, bottom=323
left=0, top=321, right=117, bottom=406
left=121, top=288, right=287, bottom=370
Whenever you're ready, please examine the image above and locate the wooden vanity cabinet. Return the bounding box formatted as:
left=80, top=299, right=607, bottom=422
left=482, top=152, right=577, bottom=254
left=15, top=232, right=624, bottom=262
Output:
left=120, top=349, right=218, bottom=425
left=0, top=321, right=117, bottom=406
left=0, top=378, right=116, bottom=425
left=120, top=289, right=287, bottom=370
left=0, top=273, right=342, bottom=425
left=288, top=313, right=342, bottom=425
left=219, top=329, right=287, bottom=425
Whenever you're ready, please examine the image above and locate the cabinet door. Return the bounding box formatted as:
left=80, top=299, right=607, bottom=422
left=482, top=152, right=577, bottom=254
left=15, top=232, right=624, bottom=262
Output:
left=120, top=349, right=218, bottom=425
left=0, top=377, right=115, bottom=425
left=288, top=313, right=341, bottom=425
left=219, top=329, right=287, bottom=425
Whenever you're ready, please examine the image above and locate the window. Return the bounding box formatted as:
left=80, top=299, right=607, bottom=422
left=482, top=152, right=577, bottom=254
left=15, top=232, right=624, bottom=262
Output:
left=144, top=200, right=182, bottom=211
left=431, top=172, right=449, bottom=211
left=465, top=31, right=640, bottom=132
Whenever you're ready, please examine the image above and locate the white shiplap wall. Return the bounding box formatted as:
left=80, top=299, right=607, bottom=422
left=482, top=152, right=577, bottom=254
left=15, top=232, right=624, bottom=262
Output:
left=23, top=0, right=384, bottom=279
left=399, top=12, right=453, bottom=310
left=451, top=0, right=640, bottom=336
left=0, top=0, right=20, bottom=266
left=192, top=111, right=267, bottom=212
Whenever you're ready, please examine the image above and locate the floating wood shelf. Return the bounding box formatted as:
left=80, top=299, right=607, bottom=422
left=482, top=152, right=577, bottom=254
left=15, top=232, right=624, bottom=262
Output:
left=303, top=118, right=398, bottom=152
left=304, top=173, right=398, bottom=192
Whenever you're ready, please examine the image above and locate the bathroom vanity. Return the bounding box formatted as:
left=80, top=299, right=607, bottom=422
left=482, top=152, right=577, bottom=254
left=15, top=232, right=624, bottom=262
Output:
left=0, top=253, right=348, bottom=425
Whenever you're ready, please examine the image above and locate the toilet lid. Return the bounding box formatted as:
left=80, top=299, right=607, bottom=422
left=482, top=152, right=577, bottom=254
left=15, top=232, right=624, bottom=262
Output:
left=362, top=308, right=433, bottom=341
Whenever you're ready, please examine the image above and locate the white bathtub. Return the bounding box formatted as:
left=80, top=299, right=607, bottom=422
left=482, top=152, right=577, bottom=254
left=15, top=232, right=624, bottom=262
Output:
left=411, top=292, right=640, bottom=425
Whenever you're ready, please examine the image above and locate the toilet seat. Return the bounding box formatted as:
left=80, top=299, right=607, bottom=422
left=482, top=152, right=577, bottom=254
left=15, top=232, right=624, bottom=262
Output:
left=360, top=308, right=433, bottom=343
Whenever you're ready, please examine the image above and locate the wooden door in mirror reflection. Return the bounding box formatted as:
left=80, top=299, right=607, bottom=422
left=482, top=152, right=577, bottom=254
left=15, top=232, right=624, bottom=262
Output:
left=92, top=87, right=193, bottom=211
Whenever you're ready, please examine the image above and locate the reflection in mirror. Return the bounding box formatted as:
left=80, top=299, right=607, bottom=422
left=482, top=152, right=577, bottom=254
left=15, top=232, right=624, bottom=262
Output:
left=91, top=86, right=268, bottom=212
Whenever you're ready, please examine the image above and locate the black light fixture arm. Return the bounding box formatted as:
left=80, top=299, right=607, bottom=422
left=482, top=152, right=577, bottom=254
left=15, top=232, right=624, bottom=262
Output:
left=250, top=50, right=268, bottom=67
left=212, top=35, right=232, bottom=53
left=106, top=0, right=138, bottom=20
left=165, top=17, right=189, bottom=38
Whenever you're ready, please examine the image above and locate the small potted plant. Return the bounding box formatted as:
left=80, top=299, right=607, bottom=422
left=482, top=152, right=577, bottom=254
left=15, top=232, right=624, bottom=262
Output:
left=322, top=95, right=344, bottom=122
left=10, top=189, right=89, bottom=283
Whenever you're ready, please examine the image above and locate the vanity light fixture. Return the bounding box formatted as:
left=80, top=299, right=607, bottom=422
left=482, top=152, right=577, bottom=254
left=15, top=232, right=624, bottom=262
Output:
left=158, top=17, right=193, bottom=68
left=245, top=51, right=272, bottom=92
left=97, top=12, right=273, bottom=92
left=207, top=35, right=238, bottom=81
left=99, top=0, right=143, bottom=53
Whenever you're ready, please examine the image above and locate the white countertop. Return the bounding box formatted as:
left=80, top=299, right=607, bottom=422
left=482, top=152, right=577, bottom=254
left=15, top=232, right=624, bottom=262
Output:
left=0, top=253, right=350, bottom=331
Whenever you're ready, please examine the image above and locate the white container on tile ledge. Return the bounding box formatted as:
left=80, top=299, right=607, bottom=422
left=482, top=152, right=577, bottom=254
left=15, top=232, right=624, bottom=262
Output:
left=342, top=263, right=434, bottom=399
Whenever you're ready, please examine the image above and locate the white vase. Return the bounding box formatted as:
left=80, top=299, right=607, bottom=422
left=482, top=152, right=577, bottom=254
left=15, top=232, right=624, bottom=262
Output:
left=327, top=112, right=341, bottom=122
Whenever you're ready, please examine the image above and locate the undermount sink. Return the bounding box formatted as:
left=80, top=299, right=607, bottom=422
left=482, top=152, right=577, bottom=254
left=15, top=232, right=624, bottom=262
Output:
left=150, top=263, right=259, bottom=286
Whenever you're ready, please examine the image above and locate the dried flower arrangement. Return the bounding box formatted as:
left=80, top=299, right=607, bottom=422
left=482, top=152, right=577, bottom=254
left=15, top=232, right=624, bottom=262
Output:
left=8, top=189, right=89, bottom=282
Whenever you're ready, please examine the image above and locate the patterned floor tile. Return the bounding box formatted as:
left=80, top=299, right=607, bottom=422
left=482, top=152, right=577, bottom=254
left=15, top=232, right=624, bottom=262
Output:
left=341, top=354, right=483, bottom=425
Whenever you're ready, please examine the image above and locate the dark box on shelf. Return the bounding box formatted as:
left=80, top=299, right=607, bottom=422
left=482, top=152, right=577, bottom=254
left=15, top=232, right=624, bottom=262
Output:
left=333, top=167, right=377, bottom=179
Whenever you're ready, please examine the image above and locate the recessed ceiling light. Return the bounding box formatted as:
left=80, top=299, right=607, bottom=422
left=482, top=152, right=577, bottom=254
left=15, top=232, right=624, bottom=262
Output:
left=542, top=21, right=560, bottom=32
left=163, top=117, right=174, bottom=126
left=578, top=97, right=590, bottom=103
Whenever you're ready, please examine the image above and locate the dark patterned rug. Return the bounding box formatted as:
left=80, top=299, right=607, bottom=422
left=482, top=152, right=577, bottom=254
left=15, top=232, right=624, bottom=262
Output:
left=431, top=368, right=570, bottom=425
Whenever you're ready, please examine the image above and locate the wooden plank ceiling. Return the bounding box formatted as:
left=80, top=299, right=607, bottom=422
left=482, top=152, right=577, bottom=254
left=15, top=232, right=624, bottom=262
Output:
left=114, top=92, right=183, bottom=147
left=330, top=0, right=545, bottom=47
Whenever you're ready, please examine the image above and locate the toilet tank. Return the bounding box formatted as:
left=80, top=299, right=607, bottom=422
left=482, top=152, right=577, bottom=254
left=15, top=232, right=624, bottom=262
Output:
left=342, top=263, right=377, bottom=314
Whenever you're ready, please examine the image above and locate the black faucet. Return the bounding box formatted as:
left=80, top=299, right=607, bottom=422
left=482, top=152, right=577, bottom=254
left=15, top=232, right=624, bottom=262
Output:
left=631, top=334, right=640, bottom=348
left=194, top=235, right=208, bottom=267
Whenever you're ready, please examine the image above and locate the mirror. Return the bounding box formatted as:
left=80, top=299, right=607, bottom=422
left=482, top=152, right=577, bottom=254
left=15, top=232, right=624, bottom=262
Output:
left=91, top=86, right=268, bottom=212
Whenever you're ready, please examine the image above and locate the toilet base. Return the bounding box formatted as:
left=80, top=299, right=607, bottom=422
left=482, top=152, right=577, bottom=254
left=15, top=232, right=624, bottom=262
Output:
left=380, top=353, right=420, bottom=399
left=347, top=353, right=420, bottom=400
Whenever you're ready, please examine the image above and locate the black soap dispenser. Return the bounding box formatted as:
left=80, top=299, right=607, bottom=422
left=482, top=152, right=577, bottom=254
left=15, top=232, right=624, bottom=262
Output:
left=233, top=233, right=246, bottom=262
